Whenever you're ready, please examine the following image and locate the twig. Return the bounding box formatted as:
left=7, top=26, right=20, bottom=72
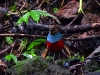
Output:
left=37, top=0, right=45, bottom=9
left=47, top=0, right=58, bottom=6
left=0, top=34, right=46, bottom=38
left=0, top=59, right=6, bottom=70
left=10, top=38, right=18, bottom=53
left=20, top=0, right=26, bottom=10
left=85, top=54, right=100, bottom=60
left=0, top=44, right=14, bottom=55
left=68, top=16, right=78, bottom=26
left=61, top=0, right=65, bottom=7
left=95, top=0, right=100, bottom=6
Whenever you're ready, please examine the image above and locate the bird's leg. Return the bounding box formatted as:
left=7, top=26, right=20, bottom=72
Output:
left=61, top=49, right=69, bottom=58
left=63, top=45, right=71, bottom=58
left=41, top=47, right=48, bottom=58
left=53, top=53, right=56, bottom=61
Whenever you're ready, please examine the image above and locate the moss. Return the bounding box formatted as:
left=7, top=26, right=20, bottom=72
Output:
left=85, top=61, right=100, bottom=72
left=6, top=57, right=71, bottom=75
left=6, top=57, right=48, bottom=75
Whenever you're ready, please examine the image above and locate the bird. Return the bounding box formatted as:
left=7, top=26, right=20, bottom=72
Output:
left=46, top=25, right=64, bottom=52
left=42, top=25, right=71, bottom=58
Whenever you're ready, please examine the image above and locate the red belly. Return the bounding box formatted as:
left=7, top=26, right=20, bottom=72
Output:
left=46, top=39, right=64, bottom=52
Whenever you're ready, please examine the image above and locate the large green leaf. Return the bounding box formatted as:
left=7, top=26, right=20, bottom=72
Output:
left=5, top=54, right=17, bottom=63
left=16, top=12, right=30, bottom=25
left=30, top=10, right=40, bottom=23
left=5, top=37, right=13, bottom=44
left=27, top=38, right=46, bottom=50
left=16, top=9, right=60, bottom=26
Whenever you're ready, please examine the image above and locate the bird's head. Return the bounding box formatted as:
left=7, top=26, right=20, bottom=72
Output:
left=49, top=25, right=59, bottom=35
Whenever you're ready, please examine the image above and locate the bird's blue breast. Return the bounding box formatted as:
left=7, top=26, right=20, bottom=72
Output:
left=47, top=32, right=62, bottom=43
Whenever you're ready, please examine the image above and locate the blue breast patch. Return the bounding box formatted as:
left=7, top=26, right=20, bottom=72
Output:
left=47, top=32, right=62, bottom=43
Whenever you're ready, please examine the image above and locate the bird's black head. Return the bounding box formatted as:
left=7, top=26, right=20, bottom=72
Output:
left=49, top=25, right=59, bottom=35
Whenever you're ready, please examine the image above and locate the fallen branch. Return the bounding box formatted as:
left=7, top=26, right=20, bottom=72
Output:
left=61, top=23, right=100, bottom=33
left=65, top=35, right=100, bottom=41
left=28, top=23, right=100, bottom=33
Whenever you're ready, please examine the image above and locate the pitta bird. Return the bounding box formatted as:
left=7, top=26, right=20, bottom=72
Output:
left=42, top=25, right=71, bottom=58
left=46, top=25, right=64, bottom=52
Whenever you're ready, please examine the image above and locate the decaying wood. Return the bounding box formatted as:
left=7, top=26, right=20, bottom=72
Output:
left=81, top=13, right=100, bottom=25
left=56, top=0, right=79, bottom=19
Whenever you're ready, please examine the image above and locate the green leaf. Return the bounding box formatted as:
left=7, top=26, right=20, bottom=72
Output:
left=21, top=38, right=28, bottom=47
left=5, top=55, right=12, bottom=61
left=10, top=4, right=17, bottom=12
left=10, top=54, right=17, bottom=63
left=16, top=12, right=30, bottom=25
left=22, top=12, right=30, bottom=24
left=81, top=55, right=84, bottom=61
left=30, top=49, right=37, bottom=57
left=52, top=8, right=58, bottom=14
left=32, top=54, right=37, bottom=57
left=5, top=37, right=13, bottom=44
left=16, top=9, right=61, bottom=26
left=16, top=17, right=24, bottom=25
left=27, top=38, right=46, bottom=50
left=23, top=53, right=33, bottom=58
left=30, top=49, right=35, bottom=54
left=30, top=10, right=40, bottom=23
left=5, top=54, right=17, bottom=63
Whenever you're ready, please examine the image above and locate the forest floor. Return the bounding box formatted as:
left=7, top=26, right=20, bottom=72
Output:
left=0, top=0, right=100, bottom=75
